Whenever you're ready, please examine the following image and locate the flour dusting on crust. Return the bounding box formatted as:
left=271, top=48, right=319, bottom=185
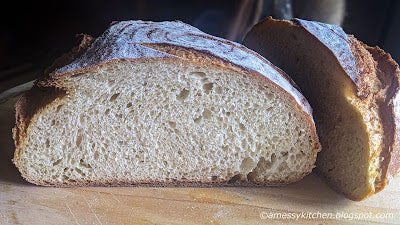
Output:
left=55, top=20, right=311, bottom=116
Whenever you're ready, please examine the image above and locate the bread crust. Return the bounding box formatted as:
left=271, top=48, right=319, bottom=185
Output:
left=364, top=46, right=400, bottom=190
left=291, top=18, right=400, bottom=198
left=244, top=17, right=400, bottom=200
left=13, top=21, right=320, bottom=186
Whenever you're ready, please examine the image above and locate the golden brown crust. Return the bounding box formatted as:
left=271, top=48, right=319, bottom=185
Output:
left=13, top=20, right=320, bottom=187
left=364, top=46, right=400, bottom=192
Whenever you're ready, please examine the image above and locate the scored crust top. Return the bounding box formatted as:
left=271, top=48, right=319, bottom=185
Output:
left=53, top=20, right=312, bottom=117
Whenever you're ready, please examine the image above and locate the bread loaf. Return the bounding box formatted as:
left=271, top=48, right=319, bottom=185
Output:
left=13, top=21, right=321, bottom=186
left=243, top=17, right=400, bottom=200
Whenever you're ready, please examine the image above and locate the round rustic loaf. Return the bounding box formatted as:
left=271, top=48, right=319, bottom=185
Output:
left=13, top=20, right=321, bottom=186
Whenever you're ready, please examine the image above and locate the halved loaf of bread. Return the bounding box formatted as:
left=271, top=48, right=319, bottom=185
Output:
left=13, top=21, right=321, bottom=186
left=243, top=17, right=400, bottom=200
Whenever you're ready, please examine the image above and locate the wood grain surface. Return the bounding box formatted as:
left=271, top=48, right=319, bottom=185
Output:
left=1, top=94, right=399, bottom=225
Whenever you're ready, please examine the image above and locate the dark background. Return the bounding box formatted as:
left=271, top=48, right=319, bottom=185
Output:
left=0, top=0, right=399, bottom=92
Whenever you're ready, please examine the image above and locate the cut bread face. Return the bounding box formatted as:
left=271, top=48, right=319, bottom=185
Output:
left=243, top=17, right=400, bottom=200
left=13, top=21, right=320, bottom=186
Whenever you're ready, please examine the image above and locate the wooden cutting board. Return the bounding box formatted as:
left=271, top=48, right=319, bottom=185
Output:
left=1, top=88, right=399, bottom=225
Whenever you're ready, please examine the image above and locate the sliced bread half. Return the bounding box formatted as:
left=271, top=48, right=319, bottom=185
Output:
left=13, top=21, right=321, bottom=186
left=243, top=17, right=400, bottom=200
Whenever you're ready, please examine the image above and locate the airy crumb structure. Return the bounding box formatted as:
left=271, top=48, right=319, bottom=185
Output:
left=13, top=21, right=320, bottom=186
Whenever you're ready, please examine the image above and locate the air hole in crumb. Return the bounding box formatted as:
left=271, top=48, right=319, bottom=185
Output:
left=202, top=109, right=211, bottom=119
left=79, top=114, right=85, bottom=124
left=194, top=116, right=202, bottom=124
left=105, top=109, right=110, bottom=115
left=253, top=157, right=272, bottom=173
left=80, top=159, right=92, bottom=169
left=178, top=150, right=183, bottom=155
left=215, top=86, right=222, bottom=94
left=240, top=157, right=256, bottom=172
left=76, top=135, right=82, bottom=147
left=52, top=159, right=62, bottom=166
left=239, top=123, right=246, bottom=130
left=168, top=121, right=176, bottom=128
left=247, top=172, right=256, bottom=181
left=56, top=104, right=63, bottom=112
left=271, top=153, right=277, bottom=163
left=223, top=110, right=231, bottom=116
left=203, top=83, right=214, bottom=94
left=228, top=174, right=242, bottom=184
left=241, top=139, right=247, bottom=149
left=75, top=168, right=86, bottom=177
left=51, top=120, right=56, bottom=126
left=177, top=89, right=189, bottom=102
left=126, top=102, right=132, bottom=108
left=110, top=93, right=120, bottom=102
left=45, top=139, right=50, bottom=148
left=189, top=71, right=206, bottom=79
left=190, top=71, right=206, bottom=78
left=211, top=176, right=218, bottom=181
left=94, top=151, right=100, bottom=160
